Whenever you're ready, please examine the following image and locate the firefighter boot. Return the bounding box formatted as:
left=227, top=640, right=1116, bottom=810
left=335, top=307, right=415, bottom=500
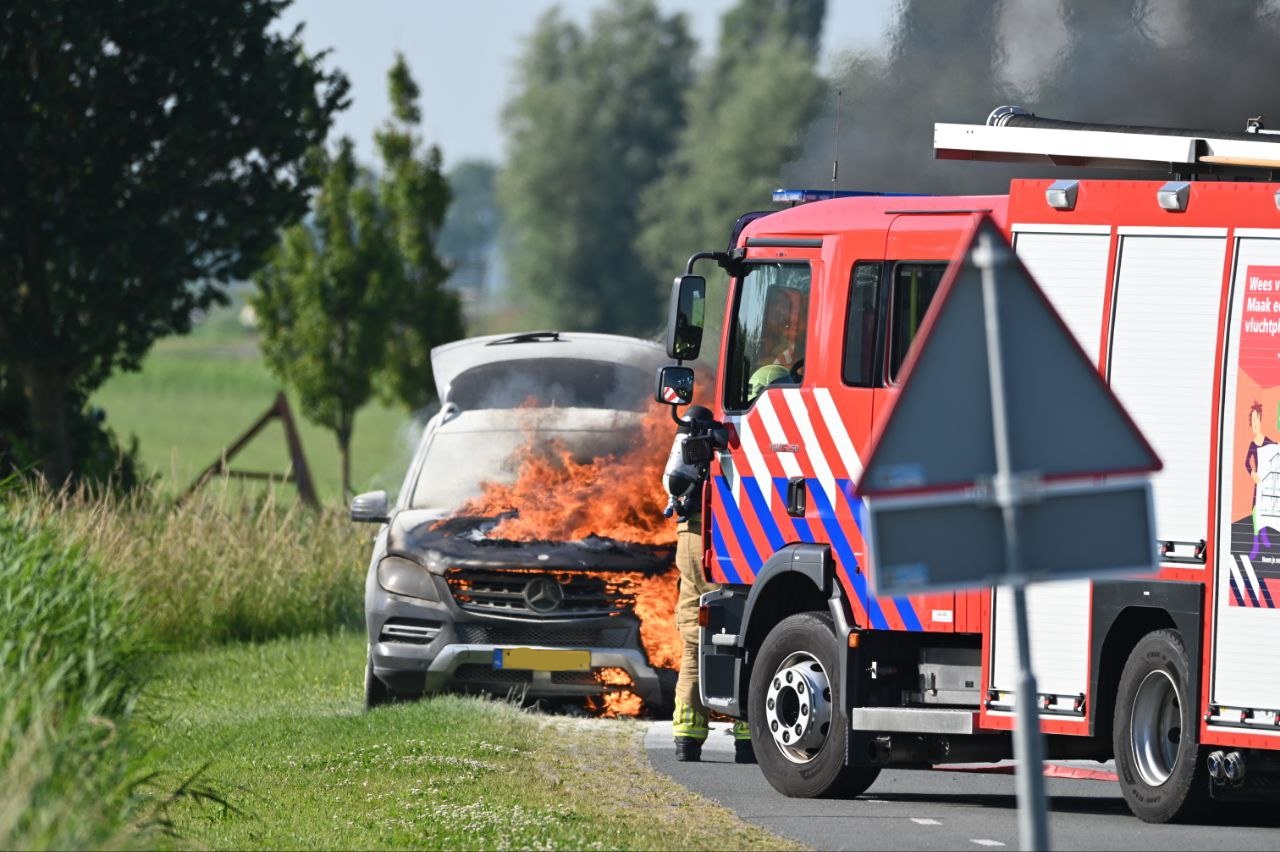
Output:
left=731, top=720, right=756, bottom=764
left=674, top=737, right=703, bottom=762
left=673, top=698, right=709, bottom=762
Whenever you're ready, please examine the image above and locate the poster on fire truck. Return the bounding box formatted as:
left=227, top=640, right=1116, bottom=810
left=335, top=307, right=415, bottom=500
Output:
left=1227, top=264, right=1280, bottom=609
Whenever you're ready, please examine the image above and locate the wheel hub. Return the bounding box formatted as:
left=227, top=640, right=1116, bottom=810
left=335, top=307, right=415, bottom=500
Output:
left=764, top=651, right=833, bottom=764
left=1130, top=669, right=1182, bottom=787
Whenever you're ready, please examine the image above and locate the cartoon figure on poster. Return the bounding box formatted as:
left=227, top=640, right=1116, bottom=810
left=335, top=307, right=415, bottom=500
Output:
left=1245, top=400, right=1280, bottom=557
left=1227, top=265, right=1280, bottom=607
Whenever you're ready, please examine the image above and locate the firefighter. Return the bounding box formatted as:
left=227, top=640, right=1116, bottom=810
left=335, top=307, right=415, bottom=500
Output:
left=747, top=287, right=807, bottom=403
left=664, top=405, right=754, bottom=763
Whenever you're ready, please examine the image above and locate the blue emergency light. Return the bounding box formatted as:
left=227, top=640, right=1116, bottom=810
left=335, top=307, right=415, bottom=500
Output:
left=772, top=188, right=923, bottom=205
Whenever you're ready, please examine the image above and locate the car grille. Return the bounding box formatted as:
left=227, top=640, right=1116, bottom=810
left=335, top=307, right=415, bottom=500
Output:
left=456, top=624, right=631, bottom=648
left=550, top=670, right=601, bottom=685
left=445, top=568, right=638, bottom=620
left=453, top=664, right=531, bottom=685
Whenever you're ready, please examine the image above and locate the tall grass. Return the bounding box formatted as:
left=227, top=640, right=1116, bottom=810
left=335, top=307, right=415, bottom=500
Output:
left=1, top=478, right=369, bottom=848
left=0, top=509, right=145, bottom=848
left=18, top=483, right=368, bottom=648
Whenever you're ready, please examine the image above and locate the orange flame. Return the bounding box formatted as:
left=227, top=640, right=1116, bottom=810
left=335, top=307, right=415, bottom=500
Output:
left=587, top=668, right=645, bottom=718
left=460, top=406, right=673, bottom=545
left=633, top=571, right=681, bottom=671
left=455, top=406, right=687, bottom=714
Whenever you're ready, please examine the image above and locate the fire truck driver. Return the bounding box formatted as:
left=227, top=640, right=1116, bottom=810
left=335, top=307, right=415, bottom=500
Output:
left=747, top=287, right=807, bottom=403
left=663, top=406, right=754, bottom=763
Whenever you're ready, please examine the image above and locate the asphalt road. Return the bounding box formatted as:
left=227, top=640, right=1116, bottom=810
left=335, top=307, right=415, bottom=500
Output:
left=646, top=722, right=1280, bottom=851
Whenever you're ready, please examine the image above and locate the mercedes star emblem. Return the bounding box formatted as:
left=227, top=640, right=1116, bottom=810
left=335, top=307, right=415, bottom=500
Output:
left=523, top=577, right=564, bottom=613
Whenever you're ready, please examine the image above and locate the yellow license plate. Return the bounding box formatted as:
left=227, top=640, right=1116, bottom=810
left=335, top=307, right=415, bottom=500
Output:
left=494, top=648, right=591, bottom=672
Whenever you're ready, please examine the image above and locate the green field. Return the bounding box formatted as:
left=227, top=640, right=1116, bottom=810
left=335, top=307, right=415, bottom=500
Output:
left=138, top=632, right=791, bottom=850
left=93, top=301, right=413, bottom=504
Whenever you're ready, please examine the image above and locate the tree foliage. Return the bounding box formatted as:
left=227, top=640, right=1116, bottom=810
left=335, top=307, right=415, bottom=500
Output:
left=374, top=53, right=462, bottom=412
left=636, top=0, right=826, bottom=361
left=0, top=0, right=348, bottom=483
left=254, top=55, right=461, bottom=496
left=499, top=0, right=695, bottom=335
left=253, top=139, right=393, bottom=498
left=439, top=160, right=500, bottom=290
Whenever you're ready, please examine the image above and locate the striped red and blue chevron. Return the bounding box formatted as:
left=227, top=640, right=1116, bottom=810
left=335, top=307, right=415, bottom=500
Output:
left=708, top=387, right=928, bottom=632
left=1227, top=553, right=1280, bottom=608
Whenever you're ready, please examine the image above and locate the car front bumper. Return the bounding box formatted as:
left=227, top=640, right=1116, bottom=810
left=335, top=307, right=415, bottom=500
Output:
left=372, top=640, right=666, bottom=707
left=367, top=585, right=669, bottom=708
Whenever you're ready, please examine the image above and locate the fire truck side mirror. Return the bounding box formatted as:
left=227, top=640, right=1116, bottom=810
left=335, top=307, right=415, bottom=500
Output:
left=655, top=365, right=695, bottom=407
left=666, top=274, right=706, bottom=360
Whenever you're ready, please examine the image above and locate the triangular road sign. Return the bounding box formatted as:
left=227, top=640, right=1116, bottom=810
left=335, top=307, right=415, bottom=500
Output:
left=860, top=215, right=1160, bottom=497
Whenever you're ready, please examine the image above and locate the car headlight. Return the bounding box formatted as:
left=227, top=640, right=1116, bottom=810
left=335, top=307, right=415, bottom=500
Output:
left=377, top=556, right=439, bottom=601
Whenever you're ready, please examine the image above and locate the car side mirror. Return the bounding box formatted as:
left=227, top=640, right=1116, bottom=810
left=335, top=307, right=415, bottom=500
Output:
left=655, top=365, right=695, bottom=407
left=665, top=274, right=706, bottom=360
left=351, top=490, right=389, bottom=523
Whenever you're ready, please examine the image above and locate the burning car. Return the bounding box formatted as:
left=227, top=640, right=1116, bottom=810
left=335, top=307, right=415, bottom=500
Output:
left=351, top=331, right=680, bottom=714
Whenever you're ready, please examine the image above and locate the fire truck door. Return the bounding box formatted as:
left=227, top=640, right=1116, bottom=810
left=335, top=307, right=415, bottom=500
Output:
left=1212, top=232, right=1280, bottom=722
left=876, top=216, right=979, bottom=632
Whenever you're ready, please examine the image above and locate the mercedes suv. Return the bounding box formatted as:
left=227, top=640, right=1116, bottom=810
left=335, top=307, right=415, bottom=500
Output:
left=351, top=331, right=674, bottom=711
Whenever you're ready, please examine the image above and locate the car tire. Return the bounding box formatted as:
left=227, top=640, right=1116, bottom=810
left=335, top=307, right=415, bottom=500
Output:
left=748, top=612, right=880, bottom=799
left=364, top=647, right=397, bottom=710
left=1112, top=628, right=1211, bottom=823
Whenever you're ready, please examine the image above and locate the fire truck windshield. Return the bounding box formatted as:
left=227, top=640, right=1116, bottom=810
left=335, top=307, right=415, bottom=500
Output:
left=724, top=263, right=811, bottom=410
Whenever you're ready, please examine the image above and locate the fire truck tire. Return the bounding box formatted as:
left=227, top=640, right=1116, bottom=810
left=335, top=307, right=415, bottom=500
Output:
left=748, top=612, right=881, bottom=799
left=1112, top=628, right=1211, bottom=823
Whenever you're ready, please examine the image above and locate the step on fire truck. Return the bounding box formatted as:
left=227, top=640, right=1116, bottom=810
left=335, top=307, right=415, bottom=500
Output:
left=654, top=107, right=1280, bottom=823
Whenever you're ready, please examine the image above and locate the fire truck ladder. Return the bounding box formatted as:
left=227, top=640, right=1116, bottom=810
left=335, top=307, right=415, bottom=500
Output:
left=935, top=105, right=1280, bottom=179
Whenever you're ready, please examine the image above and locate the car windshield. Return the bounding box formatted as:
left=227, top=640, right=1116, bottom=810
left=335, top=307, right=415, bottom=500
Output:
left=410, top=426, right=636, bottom=514
left=447, top=359, right=652, bottom=411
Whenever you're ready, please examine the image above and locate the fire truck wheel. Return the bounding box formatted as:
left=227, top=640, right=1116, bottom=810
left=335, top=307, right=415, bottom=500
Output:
left=748, top=612, right=880, bottom=798
left=1112, top=628, right=1211, bottom=823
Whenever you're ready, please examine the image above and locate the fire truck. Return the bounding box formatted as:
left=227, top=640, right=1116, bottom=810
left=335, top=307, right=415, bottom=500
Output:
left=654, top=107, right=1280, bottom=823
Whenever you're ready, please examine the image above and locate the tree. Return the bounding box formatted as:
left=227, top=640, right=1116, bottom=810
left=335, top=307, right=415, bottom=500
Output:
left=0, top=0, right=348, bottom=483
left=255, top=56, right=463, bottom=495
left=439, top=160, right=501, bottom=297
left=500, top=0, right=695, bottom=335
left=374, top=53, right=463, bottom=412
left=636, top=0, right=827, bottom=361
left=253, top=139, right=394, bottom=498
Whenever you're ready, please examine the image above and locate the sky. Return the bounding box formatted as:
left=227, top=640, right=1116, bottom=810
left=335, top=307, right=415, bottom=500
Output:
left=277, top=0, right=898, bottom=168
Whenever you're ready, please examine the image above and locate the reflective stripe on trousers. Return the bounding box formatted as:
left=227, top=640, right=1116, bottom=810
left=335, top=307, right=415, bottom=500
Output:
left=672, top=697, right=709, bottom=740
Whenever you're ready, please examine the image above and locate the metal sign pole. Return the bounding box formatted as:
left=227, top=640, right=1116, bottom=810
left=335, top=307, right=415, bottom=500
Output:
left=975, top=230, right=1051, bottom=852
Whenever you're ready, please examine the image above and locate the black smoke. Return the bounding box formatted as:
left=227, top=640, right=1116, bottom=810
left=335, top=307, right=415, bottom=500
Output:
left=784, top=0, right=1280, bottom=194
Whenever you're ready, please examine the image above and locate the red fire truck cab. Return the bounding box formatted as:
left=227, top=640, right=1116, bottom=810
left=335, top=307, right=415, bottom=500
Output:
left=655, top=108, right=1280, bottom=823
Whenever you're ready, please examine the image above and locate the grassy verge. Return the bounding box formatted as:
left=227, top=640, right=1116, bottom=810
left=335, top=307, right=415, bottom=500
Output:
left=140, top=633, right=793, bottom=850
left=19, top=485, right=367, bottom=648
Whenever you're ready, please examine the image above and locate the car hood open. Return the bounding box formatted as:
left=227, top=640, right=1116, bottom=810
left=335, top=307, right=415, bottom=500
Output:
left=429, top=331, right=665, bottom=403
